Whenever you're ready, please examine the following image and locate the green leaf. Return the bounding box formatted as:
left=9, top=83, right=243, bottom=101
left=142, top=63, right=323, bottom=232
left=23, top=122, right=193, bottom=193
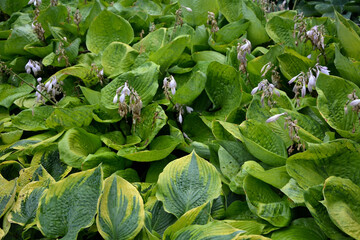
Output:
left=224, top=220, right=269, bottom=235
left=133, top=28, right=167, bottom=53
left=132, top=103, right=167, bottom=148
left=215, top=19, right=249, bottom=43
left=172, top=221, right=244, bottom=239
left=278, top=49, right=313, bottom=80
left=37, top=5, right=68, bottom=38
left=0, top=175, right=16, bottom=218
left=192, top=51, right=226, bottom=64
left=117, top=136, right=181, bottom=162
left=335, top=12, right=360, bottom=60
left=239, top=119, right=288, bottom=166
left=156, top=152, right=222, bottom=218
left=0, top=74, right=35, bottom=108
left=178, top=0, right=218, bottom=26
left=58, top=128, right=102, bottom=168
left=149, top=35, right=190, bottom=71
left=287, top=139, right=360, bottom=189
left=266, top=16, right=295, bottom=47
left=172, top=70, right=207, bottom=105
left=82, top=151, right=125, bottom=178
left=244, top=175, right=292, bottom=227
left=242, top=161, right=290, bottom=189
left=12, top=106, right=55, bottom=131
left=316, top=73, right=360, bottom=140
left=4, top=25, right=40, bottom=56
left=45, top=106, right=94, bottom=130
left=303, top=185, right=349, bottom=239
left=205, top=61, right=242, bottom=116
left=0, top=0, right=27, bottom=15
left=163, top=202, right=211, bottom=239
left=101, top=62, right=160, bottom=110
left=101, top=42, right=139, bottom=78
left=334, top=45, right=360, bottom=86
left=271, top=218, right=327, bottom=240
left=36, top=166, right=103, bottom=240
left=217, top=0, right=269, bottom=46
left=86, top=10, right=134, bottom=54
left=96, top=175, right=144, bottom=240
left=100, top=131, right=126, bottom=150
left=323, top=176, right=360, bottom=239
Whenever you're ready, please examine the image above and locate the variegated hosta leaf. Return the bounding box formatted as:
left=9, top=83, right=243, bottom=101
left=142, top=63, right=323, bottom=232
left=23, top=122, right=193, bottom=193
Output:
left=36, top=166, right=103, bottom=240
left=287, top=139, right=360, bottom=189
left=239, top=119, right=288, bottom=166
left=163, top=202, right=211, bottom=239
left=244, top=175, right=292, bottom=227
left=16, top=165, right=54, bottom=194
left=8, top=180, right=52, bottom=229
left=322, top=176, right=360, bottom=239
left=0, top=175, right=17, bottom=218
left=96, top=174, right=145, bottom=240
left=144, top=197, right=177, bottom=237
left=156, top=151, right=222, bottom=218
left=171, top=221, right=244, bottom=240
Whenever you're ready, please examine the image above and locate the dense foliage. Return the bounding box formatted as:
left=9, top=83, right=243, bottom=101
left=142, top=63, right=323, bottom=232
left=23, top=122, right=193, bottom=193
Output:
left=1, top=0, right=360, bottom=239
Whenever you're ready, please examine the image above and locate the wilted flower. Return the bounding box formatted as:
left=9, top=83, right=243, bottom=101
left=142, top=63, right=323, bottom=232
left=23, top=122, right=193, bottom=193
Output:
left=25, top=60, right=41, bottom=76
left=293, top=13, right=307, bottom=46
left=306, top=25, right=325, bottom=51
left=261, top=62, right=281, bottom=88
left=237, top=39, right=252, bottom=73
left=163, top=75, right=177, bottom=99
left=266, top=112, right=287, bottom=123
left=251, top=79, right=280, bottom=107
left=207, top=11, right=219, bottom=34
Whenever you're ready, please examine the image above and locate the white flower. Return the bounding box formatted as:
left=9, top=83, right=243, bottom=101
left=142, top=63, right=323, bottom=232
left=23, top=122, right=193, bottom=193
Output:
left=308, top=70, right=316, bottom=92
left=183, top=6, right=192, bottom=12
left=178, top=113, right=183, bottom=124
left=28, top=0, right=41, bottom=6
left=113, top=94, right=118, bottom=104
left=119, top=93, right=126, bottom=103
left=251, top=86, right=259, bottom=95
left=122, top=82, right=131, bottom=96
left=289, top=73, right=301, bottom=84
left=318, top=65, right=330, bottom=75
left=350, top=99, right=360, bottom=107
left=266, top=112, right=287, bottom=123
left=301, top=81, right=306, bottom=97
left=169, top=76, right=177, bottom=95
left=99, top=69, right=104, bottom=76
left=240, top=39, right=251, bottom=52
left=186, top=106, right=193, bottom=113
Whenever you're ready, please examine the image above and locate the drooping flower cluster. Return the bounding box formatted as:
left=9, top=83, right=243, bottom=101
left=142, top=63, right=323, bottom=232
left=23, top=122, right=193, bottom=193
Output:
left=174, top=104, right=193, bottom=124
left=288, top=64, right=330, bottom=106
left=50, top=0, right=58, bottom=6
left=74, top=9, right=81, bottom=31
left=261, top=62, right=281, bottom=88
left=344, top=90, right=360, bottom=133
left=113, top=82, right=143, bottom=123
left=35, top=76, right=63, bottom=103
left=251, top=79, right=280, bottom=107
left=306, top=25, right=325, bottom=51
left=253, top=0, right=287, bottom=14
left=237, top=39, right=252, bottom=73
left=170, top=6, right=191, bottom=40
left=31, top=21, right=45, bottom=41
left=293, top=13, right=307, bottom=46
left=25, top=60, right=41, bottom=76
left=163, top=75, right=177, bottom=100
left=90, top=64, right=104, bottom=85
left=207, top=12, right=219, bottom=34
left=266, top=112, right=305, bottom=153
left=56, top=39, right=70, bottom=66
